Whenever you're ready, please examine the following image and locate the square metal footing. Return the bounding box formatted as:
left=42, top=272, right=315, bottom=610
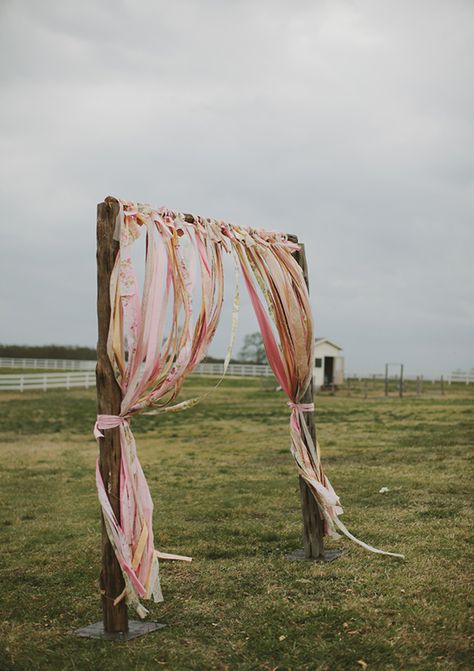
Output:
left=286, top=548, right=345, bottom=562
left=73, top=620, right=166, bottom=641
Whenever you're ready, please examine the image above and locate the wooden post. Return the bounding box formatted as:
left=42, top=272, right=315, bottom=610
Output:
left=288, top=236, right=325, bottom=559
left=96, top=198, right=128, bottom=633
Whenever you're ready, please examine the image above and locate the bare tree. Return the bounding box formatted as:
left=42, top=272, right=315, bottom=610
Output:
left=238, top=332, right=267, bottom=364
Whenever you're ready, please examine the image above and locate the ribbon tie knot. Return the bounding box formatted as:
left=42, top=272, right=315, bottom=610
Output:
left=288, top=402, right=314, bottom=412
left=94, top=414, right=129, bottom=439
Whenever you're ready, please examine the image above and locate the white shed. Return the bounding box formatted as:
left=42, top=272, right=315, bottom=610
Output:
left=313, top=338, right=344, bottom=389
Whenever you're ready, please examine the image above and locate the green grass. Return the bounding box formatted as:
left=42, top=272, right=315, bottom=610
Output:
left=0, top=378, right=473, bottom=670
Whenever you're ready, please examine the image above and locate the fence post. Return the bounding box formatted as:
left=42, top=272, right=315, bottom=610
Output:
left=384, top=364, right=389, bottom=397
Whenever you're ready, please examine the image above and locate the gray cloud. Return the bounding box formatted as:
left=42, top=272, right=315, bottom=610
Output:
left=1, top=0, right=473, bottom=375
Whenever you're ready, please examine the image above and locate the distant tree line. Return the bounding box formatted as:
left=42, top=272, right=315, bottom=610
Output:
left=202, top=355, right=240, bottom=364
left=0, top=344, right=97, bottom=360
left=0, top=332, right=266, bottom=364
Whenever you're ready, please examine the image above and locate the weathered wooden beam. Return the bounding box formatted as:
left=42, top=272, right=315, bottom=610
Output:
left=288, top=234, right=325, bottom=559
left=96, top=198, right=128, bottom=633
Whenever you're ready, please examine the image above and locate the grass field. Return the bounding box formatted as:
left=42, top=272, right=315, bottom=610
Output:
left=0, top=377, right=472, bottom=670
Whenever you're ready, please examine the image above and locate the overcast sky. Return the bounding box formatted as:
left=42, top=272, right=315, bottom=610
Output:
left=1, top=0, right=473, bottom=375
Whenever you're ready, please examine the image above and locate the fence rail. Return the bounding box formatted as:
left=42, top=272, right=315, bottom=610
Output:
left=449, top=371, right=474, bottom=383
left=0, top=357, right=96, bottom=371
left=194, top=363, right=274, bottom=377
left=0, top=364, right=273, bottom=392
left=347, top=371, right=474, bottom=384
left=0, top=372, right=96, bottom=391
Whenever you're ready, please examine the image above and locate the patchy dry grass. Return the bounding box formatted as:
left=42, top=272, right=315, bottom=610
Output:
left=0, top=378, right=473, bottom=670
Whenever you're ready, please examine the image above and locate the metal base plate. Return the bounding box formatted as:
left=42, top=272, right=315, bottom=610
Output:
left=286, top=548, right=345, bottom=562
left=73, top=620, right=166, bottom=641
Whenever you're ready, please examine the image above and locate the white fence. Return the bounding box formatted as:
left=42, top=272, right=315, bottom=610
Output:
left=0, top=357, right=96, bottom=371
left=449, top=370, right=474, bottom=384
left=0, top=363, right=273, bottom=392
left=347, top=371, right=474, bottom=384
left=0, top=358, right=274, bottom=377
left=0, top=357, right=472, bottom=391
left=0, top=372, right=96, bottom=392
left=194, top=363, right=273, bottom=377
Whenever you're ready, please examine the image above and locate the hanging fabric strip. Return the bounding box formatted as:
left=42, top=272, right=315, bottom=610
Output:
left=144, top=245, right=241, bottom=416
left=234, top=226, right=404, bottom=558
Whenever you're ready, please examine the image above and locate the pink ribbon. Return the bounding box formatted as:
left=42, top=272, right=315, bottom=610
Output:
left=93, top=414, right=128, bottom=439
left=288, top=402, right=314, bottom=412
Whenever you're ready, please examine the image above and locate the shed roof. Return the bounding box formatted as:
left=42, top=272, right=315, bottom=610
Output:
left=315, top=338, right=343, bottom=351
